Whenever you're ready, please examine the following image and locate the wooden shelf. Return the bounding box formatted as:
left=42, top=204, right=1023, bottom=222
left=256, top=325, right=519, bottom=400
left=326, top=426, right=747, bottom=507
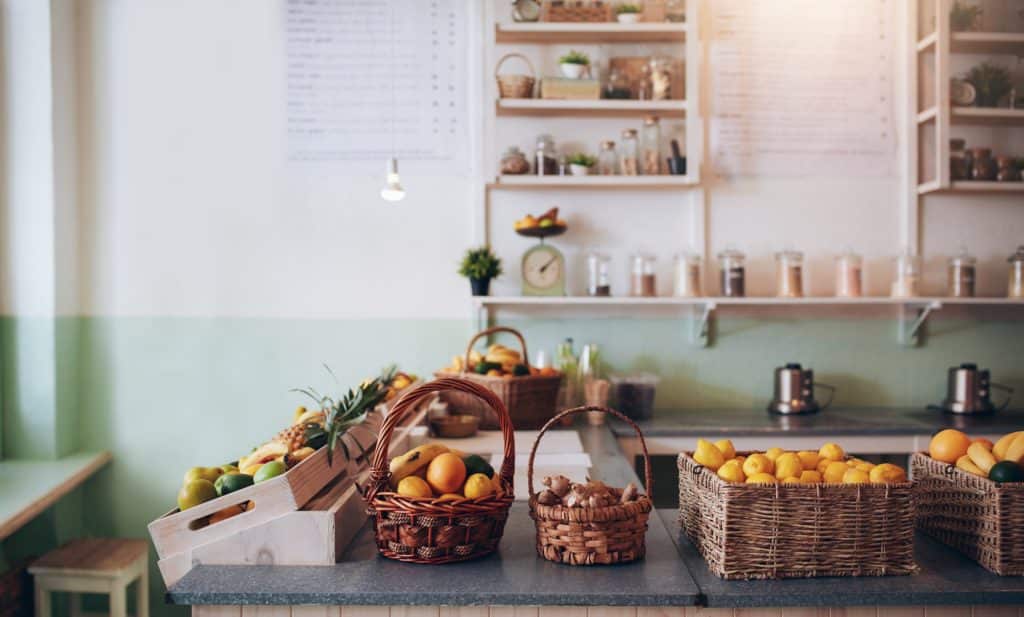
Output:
left=952, top=107, right=1024, bottom=125
left=496, top=98, right=687, bottom=118
left=951, top=32, right=1024, bottom=54
left=495, top=22, right=687, bottom=44
left=489, top=175, right=699, bottom=190
left=920, top=180, right=1024, bottom=194
left=475, top=296, right=1024, bottom=308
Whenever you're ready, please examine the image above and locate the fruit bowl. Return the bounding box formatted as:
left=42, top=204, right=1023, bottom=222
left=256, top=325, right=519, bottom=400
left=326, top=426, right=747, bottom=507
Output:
left=516, top=224, right=567, bottom=239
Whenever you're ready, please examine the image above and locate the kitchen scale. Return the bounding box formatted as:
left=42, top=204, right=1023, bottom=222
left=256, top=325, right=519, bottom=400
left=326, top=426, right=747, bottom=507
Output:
left=517, top=221, right=567, bottom=297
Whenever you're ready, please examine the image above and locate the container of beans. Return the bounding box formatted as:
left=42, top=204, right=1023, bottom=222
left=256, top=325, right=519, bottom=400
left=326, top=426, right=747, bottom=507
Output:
left=948, top=249, right=976, bottom=298
left=717, top=249, right=746, bottom=297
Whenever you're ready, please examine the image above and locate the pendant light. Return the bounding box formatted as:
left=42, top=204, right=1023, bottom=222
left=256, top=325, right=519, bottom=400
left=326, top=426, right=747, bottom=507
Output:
left=380, top=0, right=405, bottom=202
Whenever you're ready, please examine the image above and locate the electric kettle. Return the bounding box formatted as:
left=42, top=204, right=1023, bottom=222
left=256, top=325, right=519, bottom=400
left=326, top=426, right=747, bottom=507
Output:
left=767, top=363, right=835, bottom=415
left=934, top=363, right=1013, bottom=414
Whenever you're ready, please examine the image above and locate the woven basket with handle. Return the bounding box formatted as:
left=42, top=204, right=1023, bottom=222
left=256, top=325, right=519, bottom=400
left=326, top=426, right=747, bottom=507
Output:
left=911, top=451, right=1024, bottom=576
left=528, top=406, right=653, bottom=565
left=495, top=53, right=536, bottom=99
left=434, top=326, right=561, bottom=430
left=364, top=378, right=515, bottom=564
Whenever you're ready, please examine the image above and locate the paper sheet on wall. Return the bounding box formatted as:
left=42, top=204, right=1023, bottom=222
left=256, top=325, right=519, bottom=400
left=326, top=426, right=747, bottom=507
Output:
left=285, top=0, right=468, bottom=173
left=709, top=0, right=897, bottom=177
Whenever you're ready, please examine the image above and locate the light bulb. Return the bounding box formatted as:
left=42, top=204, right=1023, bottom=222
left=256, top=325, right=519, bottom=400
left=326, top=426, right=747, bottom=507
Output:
left=380, top=157, right=405, bottom=202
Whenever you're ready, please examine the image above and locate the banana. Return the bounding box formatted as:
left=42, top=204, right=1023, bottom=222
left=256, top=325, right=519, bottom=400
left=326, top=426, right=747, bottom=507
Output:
left=956, top=454, right=986, bottom=477
left=993, top=431, right=1023, bottom=460
left=293, top=409, right=326, bottom=427
left=389, top=443, right=449, bottom=488
left=1003, top=433, right=1024, bottom=464
left=967, top=442, right=997, bottom=473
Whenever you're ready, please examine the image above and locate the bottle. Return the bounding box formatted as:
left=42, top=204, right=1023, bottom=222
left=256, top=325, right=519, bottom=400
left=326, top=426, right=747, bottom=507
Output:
left=948, top=248, right=977, bottom=298
left=620, top=129, right=639, bottom=175
left=718, top=249, right=746, bottom=297
left=673, top=253, right=703, bottom=297
left=775, top=250, right=805, bottom=298
left=534, top=134, right=557, bottom=176
left=555, top=338, right=579, bottom=412
left=587, top=251, right=612, bottom=296
left=640, top=116, right=662, bottom=175
left=597, top=141, right=618, bottom=176
left=1009, top=246, right=1024, bottom=299
left=579, top=344, right=604, bottom=426
left=891, top=252, right=921, bottom=298
left=630, top=254, right=657, bottom=297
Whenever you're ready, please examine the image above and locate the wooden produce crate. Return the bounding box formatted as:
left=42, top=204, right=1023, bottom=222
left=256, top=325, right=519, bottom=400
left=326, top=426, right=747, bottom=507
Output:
left=678, top=452, right=916, bottom=580
left=911, top=451, right=1024, bottom=575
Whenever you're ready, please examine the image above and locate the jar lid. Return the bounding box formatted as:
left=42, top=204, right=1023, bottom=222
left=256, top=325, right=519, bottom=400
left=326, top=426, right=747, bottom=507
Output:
left=717, top=248, right=745, bottom=260
left=835, top=248, right=862, bottom=261
left=621, top=128, right=637, bottom=138
left=503, top=146, right=524, bottom=155
left=774, top=249, right=804, bottom=260
left=600, top=140, right=615, bottom=150
left=675, top=252, right=702, bottom=263
left=949, top=249, right=976, bottom=266
left=1009, top=246, right=1024, bottom=263
left=643, top=115, right=660, bottom=125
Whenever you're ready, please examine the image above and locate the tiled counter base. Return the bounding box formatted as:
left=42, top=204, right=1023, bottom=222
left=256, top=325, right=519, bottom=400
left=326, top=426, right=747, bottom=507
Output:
left=193, top=607, right=1024, bottom=617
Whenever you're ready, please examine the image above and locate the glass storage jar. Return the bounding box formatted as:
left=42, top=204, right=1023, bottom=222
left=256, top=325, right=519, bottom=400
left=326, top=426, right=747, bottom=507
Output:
left=775, top=250, right=805, bottom=298
left=970, top=148, right=997, bottom=181
left=587, top=251, right=612, bottom=297
left=1009, top=246, right=1024, bottom=298
left=640, top=116, right=662, bottom=175
left=891, top=253, right=921, bottom=298
left=630, top=254, right=657, bottom=297
left=673, top=253, right=703, bottom=297
left=534, top=134, right=558, bottom=176
left=718, top=249, right=746, bottom=297
left=620, top=129, right=639, bottom=175
left=597, top=140, right=618, bottom=176
left=948, top=249, right=977, bottom=298
left=500, top=146, right=530, bottom=175
left=649, top=57, right=673, bottom=101
left=996, top=156, right=1022, bottom=182
left=834, top=249, right=863, bottom=298
left=949, top=138, right=970, bottom=181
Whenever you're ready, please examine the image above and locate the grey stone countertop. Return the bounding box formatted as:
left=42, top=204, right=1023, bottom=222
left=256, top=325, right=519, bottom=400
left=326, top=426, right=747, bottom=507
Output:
left=610, top=407, right=1024, bottom=438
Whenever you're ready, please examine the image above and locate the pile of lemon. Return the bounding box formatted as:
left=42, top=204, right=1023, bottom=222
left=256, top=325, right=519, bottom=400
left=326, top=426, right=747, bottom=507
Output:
left=692, top=439, right=907, bottom=485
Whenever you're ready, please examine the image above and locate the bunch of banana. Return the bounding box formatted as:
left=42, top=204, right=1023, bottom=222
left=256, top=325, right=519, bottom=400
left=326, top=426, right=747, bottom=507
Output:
left=389, top=443, right=450, bottom=489
left=442, top=350, right=484, bottom=373
left=956, top=431, right=1024, bottom=478
left=236, top=406, right=327, bottom=474
left=484, top=344, right=522, bottom=373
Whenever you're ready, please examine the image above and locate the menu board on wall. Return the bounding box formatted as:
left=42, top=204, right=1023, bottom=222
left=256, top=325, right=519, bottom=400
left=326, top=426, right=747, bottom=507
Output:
left=285, top=0, right=467, bottom=172
left=709, top=0, right=897, bottom=177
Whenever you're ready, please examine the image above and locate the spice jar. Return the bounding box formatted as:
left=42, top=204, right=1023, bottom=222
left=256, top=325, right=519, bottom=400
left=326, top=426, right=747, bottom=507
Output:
left=534, top=134, right=558, bottom=176
left=1009, top=246, right=1024, bottom=298
left=640, top=116, right=662, bottom=175
left=587, top=251, right=611, bottom=297
left=718, top=249, right=746, bottom=297
left=775, top=250, right=805, bottom=298
left=834, top=250, right=863, bottom=298
left=500, top=146, right=530, bottom=175
left=996, top=156, right=1022, bottom=182
left=597, top=140, right=618, bottom=176
left=673, top=253, right=703, bottom=297
left=603, top=68, right=631, bottom=100
left=969, top=148, right=997, bottom=181
left=630, top=254, right=657, bottom=297
left=947, top=249, right=977, bottom=298
left=620, top=129, right=639, bottom=175
left=891, top=253, right=921, bottom=298
left=950, top=138, right=970, bottom=181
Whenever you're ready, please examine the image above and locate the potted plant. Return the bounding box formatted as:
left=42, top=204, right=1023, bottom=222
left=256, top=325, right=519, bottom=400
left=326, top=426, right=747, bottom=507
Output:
left=459, top=246, right=503, bottom=296
left=966, top=62, right=1013, bottom=107
left=559, top=50, right=590, bottom=79
left=567, top=153, right=597, bottom=176
left=616, top=3, right=642, bottom=24
left=950, top=1, right=983, bottom=32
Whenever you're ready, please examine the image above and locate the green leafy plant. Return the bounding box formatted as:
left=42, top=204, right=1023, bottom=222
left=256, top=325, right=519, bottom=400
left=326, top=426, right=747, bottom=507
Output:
left=458, top=246, right=503, bottom=281
left=616, top=3, right=642, bottom=14
left=966, top=62, right=1013, bottom=107
left=949, top=1, right=983, bottom=32
left=568, top=152, right=597, bottom=167
left=559, top=50, right=590, bottom=65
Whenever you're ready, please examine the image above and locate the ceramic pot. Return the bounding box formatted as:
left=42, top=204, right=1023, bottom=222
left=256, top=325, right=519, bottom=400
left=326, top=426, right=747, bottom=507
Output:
left=559, top=63, right=586, bottom=79
left=617, top=13, right=640, bottom=24
left=569, top=164, right=591, bottom=176
left=470, top=278, right=491, bottom=296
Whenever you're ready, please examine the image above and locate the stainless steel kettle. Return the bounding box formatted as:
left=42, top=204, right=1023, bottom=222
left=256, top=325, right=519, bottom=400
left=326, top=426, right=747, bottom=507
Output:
left=767, top=363, right=835, bottom=415
left=938, top=363, right=1012, bottom=414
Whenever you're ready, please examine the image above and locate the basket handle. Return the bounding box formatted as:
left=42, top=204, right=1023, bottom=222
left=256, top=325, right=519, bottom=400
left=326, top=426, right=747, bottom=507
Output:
left=494, top=53, right=537, bottom=80
left=365, top=377, right=515, bottom=502
left=527, top=405, right=653, bottom=500
left=460, top=326, right=531, bottom=375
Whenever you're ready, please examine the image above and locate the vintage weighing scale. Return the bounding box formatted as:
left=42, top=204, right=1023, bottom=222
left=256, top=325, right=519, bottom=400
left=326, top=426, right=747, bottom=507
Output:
left=515, top=207, right=567, bottom=296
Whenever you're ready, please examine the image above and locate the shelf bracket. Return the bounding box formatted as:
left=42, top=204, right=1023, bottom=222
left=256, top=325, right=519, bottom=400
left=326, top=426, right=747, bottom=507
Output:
left=899, top=300, right=942, bottom=347
left=690, top=301, right=716, bottom=348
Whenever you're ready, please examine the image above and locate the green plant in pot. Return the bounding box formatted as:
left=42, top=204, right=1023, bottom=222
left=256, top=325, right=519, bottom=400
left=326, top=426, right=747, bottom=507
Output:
left=459, top=246, right=503, bottom=296
left=949, top=1, right=983, bottom=32
left=559, top=50, right=590, bottom=79
left=966, top=62, right=1013, bottom=108
left=567, top=152, right=597, bottom=176
left=616, top=3, right=642, bottom=23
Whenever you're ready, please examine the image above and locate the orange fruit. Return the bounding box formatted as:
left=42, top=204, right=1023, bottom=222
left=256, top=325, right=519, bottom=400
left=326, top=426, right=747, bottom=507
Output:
left=930, top=429, right=972, bottom=464
left=425, top=453, right=467, bottom=494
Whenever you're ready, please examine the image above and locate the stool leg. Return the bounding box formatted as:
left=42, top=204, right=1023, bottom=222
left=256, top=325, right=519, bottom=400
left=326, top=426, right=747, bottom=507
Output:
left=136, top=564, right=149, bottom=617
left=34, top=580, right=51, bottom=617
left=110, top=582, right=126, bottom=617
left=70, top=593, right=82, bottom=617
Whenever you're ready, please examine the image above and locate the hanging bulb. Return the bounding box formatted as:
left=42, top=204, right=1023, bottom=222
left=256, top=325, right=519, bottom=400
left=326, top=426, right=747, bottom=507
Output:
left=380, top=157, right=405, bottom=202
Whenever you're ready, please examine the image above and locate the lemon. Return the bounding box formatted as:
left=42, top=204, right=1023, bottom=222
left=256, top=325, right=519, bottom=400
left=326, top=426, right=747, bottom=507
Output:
left=823, top=461, right=849, bottom=483
left=463, top=473, right=495, bottom=499
left=816, top=459, right=831, bottom=474
left=781, top=477, right=801, bottom=484
left=765, top=447, right=785, bottom=462
left=746, top=472, right=777, bottom=484
left=742, top=453, right=774, bottom=477
left=853, top=461, right=875, bottom=472
left=714, top=439, right=736, bottom=460
left=184, top=467, right=223, bottom=485
left=178, top=479, right=217, bottom=511
left=869, top=463, right=907, bottom=483
left=819, top=443, right=845, bottom=461
left=799, top=470, right=823, bottom=483
left=694, top=439, right=726, bottom=471
left=797, top=451, right=821, bottom=470
left=397, top=476, right=433, bottom=498
left=843, top=468, right=870, bottom=484
left=436, top=493, right=464, bottom=502
left=717, top=459, right=745, bottom=483
left=774, top=452, right=803, bottom=480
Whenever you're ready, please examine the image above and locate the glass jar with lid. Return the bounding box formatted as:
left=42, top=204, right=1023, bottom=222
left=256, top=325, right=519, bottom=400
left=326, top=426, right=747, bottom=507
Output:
left=775, top=250, right=805, bottom=298
left=1009, top=246, right=1024, bottom=298
left=500, top=146, right=530, bottom=175
left=948, top=249, right=977, bottom=298
left=673, top=253, right=702, bottom=297
left=597, top=141, right=618, bottom=176
left=640, top=116, right=662, bottom=175
left=587, top=251, right=611, bottom=297
left=718, top=249, right=746, bottom=297
left=630, top=254, right=657, bottom=297
left=620, top=129, right=639, bottom=175
left=534, top=134, right=557, bottom=176
left=891, top=253, right=921, bottom=298
left=834, top=249, right=863, bottom=298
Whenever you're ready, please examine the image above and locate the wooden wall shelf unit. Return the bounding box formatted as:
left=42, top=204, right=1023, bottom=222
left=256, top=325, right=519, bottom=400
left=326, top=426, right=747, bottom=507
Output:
left=495, top=99, right=687, bottom=118
left=920, top=180, right=1024, bottom=195
left=950, top=31, right=1024, bottom=54
left=489, top=175, right=699, bottom=190
left=495, top=22, right=687, bottom=44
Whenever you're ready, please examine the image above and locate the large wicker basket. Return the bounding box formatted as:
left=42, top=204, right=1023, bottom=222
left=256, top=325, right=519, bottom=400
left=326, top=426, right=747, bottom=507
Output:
left=434, top=326, right=561, bottom=430
left=678, top=452, right=916, bottom=580
left=495, top=53, right=536, bottom=99
left=911, top=451, right=1024, bottom=575
left=364, top=378, right=515, bottom=564
left=541, top=1, right=613, bottom=22
left=528, top=406, right=653, bottom=565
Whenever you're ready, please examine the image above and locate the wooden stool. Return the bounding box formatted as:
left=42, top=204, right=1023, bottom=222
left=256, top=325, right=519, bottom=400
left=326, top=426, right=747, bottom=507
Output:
left=28, top=539, right=149, bottom=617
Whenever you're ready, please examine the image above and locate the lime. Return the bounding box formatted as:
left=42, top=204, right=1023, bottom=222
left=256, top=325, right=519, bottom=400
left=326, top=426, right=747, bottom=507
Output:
left=989, top=460, right=1024, bottom=483
left=254, top=460, right=286, bottom=483
left=177, top=479, right=217, bottom=511
left=538, top=219, right=554, bottom=228
left=462, top=454, right=494, bottom=478
left=215, top=473, right=255, bottom=496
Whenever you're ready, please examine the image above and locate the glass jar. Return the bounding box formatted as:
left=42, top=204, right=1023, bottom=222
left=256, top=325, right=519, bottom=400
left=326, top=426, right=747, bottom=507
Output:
left=666, top=0, right=686, bottom=22
left=673, top=253, right=703, bottom=297
left=640, top=116, right=662, bottom=175
left=948, top=249, right=977, bottom=298
left=949, top=138, right=969, bottom=181
left=891, top=253, right=921, bottom=298
left=557, top=155, right=570, bottom=176
left=620, top=129, right=639, bottom=175
left=586, top=251, right=611, bottom=297
left=996, top=156, right=1022, bottom=182
left=630, top=254, right=657, bottom=297
left=500, top=146, right=530, bottom=175
left=834, top=250, right=863, bottom=298
left=603, top=68, right=631, bottom=100
left=597, top=140, right=618, bottom=176
left=534, top=134, right=558, bottom=176
left=969, top=148, right=997, bottom=181
left=775, top=250, right=805, bottom=298
left=649, top=57, right=673, bottom=101
left=1009, top=246, right=1024, bottom=298
left=718, top=249, right=746, bottom=297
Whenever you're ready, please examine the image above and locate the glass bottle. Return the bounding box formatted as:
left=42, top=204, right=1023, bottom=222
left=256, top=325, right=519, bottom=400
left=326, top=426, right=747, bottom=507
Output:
left=500, top=146, right=530, bottom=175
left=891, top=253, right=921, bottom=298
left=640, top=116, right=662, bottom=175
left=775, top=250, right=805, bottom=298
left=597, top=140, right=618, bottom=176
left=630, top=254, right=657, bottom=297
left=534, top=134, right=557, bottom=176
left=579, top=344, right=602, bottom=425
left=555, top=338, right=579, bottom=411
left=673, top=253, right=703, bottom=297
left=586, top=251, right=611, bottom=296
left=718, top=249, right=746, bottom=297
left=834, top=249, right=864, bottom=298
left=1009, top=246, right=1024, bottom=299
left=620, top=129, right=639, bottom=176
left=948, top=249, right=977, bottom=298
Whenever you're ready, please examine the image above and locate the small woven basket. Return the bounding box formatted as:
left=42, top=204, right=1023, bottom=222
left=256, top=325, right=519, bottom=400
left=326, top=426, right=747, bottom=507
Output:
left=678, top=452, right=916, bottom=580
left=911, top=451, right=1024, bottom=575
left=364, top=378, right=515, bottom=564
left=541, top=1, right=613, bottom=22
left=495, top=53, right=536, bottom=99
left=528, top=406, right=654, bottom=566
left=434, top=326, right=561, bottom=430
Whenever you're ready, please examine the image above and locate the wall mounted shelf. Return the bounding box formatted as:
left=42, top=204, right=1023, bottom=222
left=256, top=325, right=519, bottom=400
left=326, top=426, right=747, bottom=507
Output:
left=951, top=107, right=1024, bottom=126
left=950, top=31, right=1024, bottom=54
left=919, top=180, right=1024, bottom=195
left=488, top=175, right=699, bottom=190
left=495, top=22, right=687, bottom=44
left=495, top=99, right=687, bottom=118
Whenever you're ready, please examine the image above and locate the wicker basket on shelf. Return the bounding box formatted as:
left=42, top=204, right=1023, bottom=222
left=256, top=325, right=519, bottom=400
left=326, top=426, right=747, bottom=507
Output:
left=495, top=53, right=536, bottom=99
left=364, top=378, right=515, bottom=564
left=434, top=326, right=561, bottom=430
left=911, top=451, right=1024, bottom=576
left=678, top=452, right=916, bottom=580
left=528, top=406, right=653, bottom=565
left=541, top=1, right=613, bottom=22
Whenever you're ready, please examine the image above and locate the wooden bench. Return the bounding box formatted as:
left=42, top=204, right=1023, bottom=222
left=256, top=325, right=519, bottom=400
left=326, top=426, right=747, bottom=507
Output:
left=29, top=538, right=148, bottom=617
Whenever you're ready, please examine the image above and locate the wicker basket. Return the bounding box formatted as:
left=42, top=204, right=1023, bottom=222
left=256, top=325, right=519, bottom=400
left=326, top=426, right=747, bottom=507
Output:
left=541, top=1, right=613, bottom=22
left=495, top=53, right=536, bottom=99
left=911, top=451, right=1024, bottom=575
left=434, top=326, right=560, bottom=430
left=364, top=377, right=515, bottom=564
left=678, top=452, right=916, bottom=580
left=528, top=406, right=653, bottom=565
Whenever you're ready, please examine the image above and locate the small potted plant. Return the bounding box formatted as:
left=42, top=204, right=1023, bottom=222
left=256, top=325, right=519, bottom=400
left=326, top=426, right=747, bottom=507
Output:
left=567, top=153, right=597, bottom=176
left=966, top=62, right=1013, bottom=107
left=559, top=50, right=590, bottom=79
left=616, top=3, right=642, bottom=24
left=459, top=246, right=503, bottom=296
left=949, top=1, right=983, bottom=32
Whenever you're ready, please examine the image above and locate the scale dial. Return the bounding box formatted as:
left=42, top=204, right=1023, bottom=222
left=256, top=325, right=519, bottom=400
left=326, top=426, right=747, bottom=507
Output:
left=522, top=244, right=566, bottom=296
